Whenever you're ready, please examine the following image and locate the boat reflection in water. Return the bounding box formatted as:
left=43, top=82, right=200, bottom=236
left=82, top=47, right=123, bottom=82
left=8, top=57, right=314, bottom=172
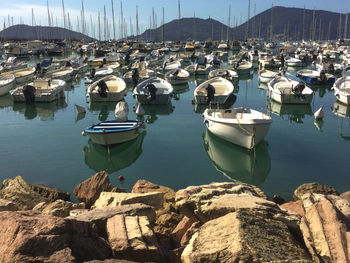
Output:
left=268, top=100, right=312, bottom=124
left=332, top=101, right=350, bottom=141
left=12, top=100, right=67, bottom=120
left=89, top=101, right=120, bottom=122
left=202, top=130, right=270, bottom=186
left=0, top=94, right=13, bottom=109
left=136, top=103, right=174, bottom=124
left=83, top=131, right=146, bottom=174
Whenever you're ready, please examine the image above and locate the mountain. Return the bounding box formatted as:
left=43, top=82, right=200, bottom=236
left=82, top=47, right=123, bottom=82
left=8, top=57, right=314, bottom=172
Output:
left=0, top=24, right=94, bottom=41
left=139, top=6, right=349, bottom=41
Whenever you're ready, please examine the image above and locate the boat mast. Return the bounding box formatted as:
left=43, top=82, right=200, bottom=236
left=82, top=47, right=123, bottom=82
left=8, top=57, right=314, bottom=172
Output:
left=136, top=5, right=139, bottom=40
left=120, top=0, right=124, bottom=39
left=98, top=11, right=101, bottom=41
left=111, top=0, right=115, bottom=40
left=312, top=8, right=316, bottom=41
left=345, top=12, right=349, bottom=39
left=302, top=5, right=305, bottom=41
left=269, top=3, right=273, bottom=41
left=47, top=0, right=51, bottom=27
left=178, top=0, right=181, bottom=41
left=130, top=17, right=133, bottom=37
left=104, top=5, right=107, bottom=41
left=227, top=5, right=231, bottom=41
left=252, top=3, right=256, bottom=39
left=328, top=21, right=332, bottom=41
left=246, top=0, right=250, bottom=40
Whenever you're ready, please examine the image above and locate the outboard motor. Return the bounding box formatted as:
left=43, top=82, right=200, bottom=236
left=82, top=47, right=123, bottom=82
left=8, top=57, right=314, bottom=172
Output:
left=132, top=68, right=139, bottom=84
left=173, top=69, right=180, bottom=78
left=222, top=93, right=237, bottom=109
left=23, top=85, right=36, bottom=104
left=83, top=57, right=88, bottom=63
left=329, top=63, right=335, bottom=73
left=292, top=83, right=305, bottom=96
left=97, top=80, right=109, bottom=97
left=319, top=70, right=327, bottom=83
left=205, top=84, right=215, bottom=104
left=65, top=61, right=72, bottom=67
left=35, top=63, right=41, bottom=74
left=146, top=83, right=157, bottom=101
left=90, top=68, right=96, bottom=79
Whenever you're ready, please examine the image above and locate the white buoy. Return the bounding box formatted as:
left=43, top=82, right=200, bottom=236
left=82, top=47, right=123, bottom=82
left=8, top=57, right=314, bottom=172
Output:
left=135, top=103, right=145, bottom=116
left=314, top=106, right=324, bottom=120
left=74, top=104, right=86, bottom=113
left=314, top=119, right=323, bottom=131
left=115, top=101, right=129, bottom=121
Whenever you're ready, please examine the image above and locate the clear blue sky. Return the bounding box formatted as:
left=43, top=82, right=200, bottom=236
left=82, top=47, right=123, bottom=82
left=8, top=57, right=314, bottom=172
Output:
left=0, top=0, right=348, bottom=39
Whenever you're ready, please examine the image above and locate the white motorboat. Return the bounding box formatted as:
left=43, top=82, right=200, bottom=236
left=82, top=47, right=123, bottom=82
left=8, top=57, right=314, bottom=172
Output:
left=164, top=68, right=190, bottom=85
left=0, top=74, right=15, bottom=96
left=258, top=69, right=278, bottom=84
left=85, top=67, right=114, bottom=83
left=231, top=60, right=253, bottom=75
left=185, top=64, right=213, bottom=75
left=285, top=57, right=303, bottom=67
left=194, top=77, right=234, bottom=105
left=343, top=66, right=350, bottom=77
left=0, top=67, right=36, bottom=84
left=12, top=78, right=66, bottom=103
left=87, top=75, right=127, bottom=102
left=132, top=77, right=173, bottom=105
left=203, top=107, right=272, bottom=149
left=45, top=67, right=74, bottom=82
left=208, top=69, right=239, bottom=84
left=82, top=120, right=144, bottom=145
left=268, top=75, right=314, bottom=104
left=163, top=60, right=181, bottom=71
left=123, top=68, right=156, bottom=84
left=333, top=76, right=350, bottom=105
left=296, top=69, right=336, bottom=85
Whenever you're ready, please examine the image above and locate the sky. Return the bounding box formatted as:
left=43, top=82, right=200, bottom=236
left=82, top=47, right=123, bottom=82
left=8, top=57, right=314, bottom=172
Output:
left=0, top=0, right=348, bottom=39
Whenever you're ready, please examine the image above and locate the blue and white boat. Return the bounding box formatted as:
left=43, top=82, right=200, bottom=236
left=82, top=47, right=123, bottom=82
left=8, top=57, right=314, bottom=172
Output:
left=296, top=69, right=335, bottom=85
left=82, top=120, right=144, bottom=145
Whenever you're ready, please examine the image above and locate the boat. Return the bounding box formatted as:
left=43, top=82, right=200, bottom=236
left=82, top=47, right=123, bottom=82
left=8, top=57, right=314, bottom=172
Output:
left=296, top=69, right=335, bottom=85
left=332, top=101, right=350, bottom=117
left=0, top=74, right=15, bottom=96
left=0, top=57, right=27, bottom=73
left=285, top=57, right=303, bottom=67
left=332, top=76, right=350, bottom=105
left=12, top=78, right=66, bottom=103
left=85, top=67, right=114, bottom=84
left=268, top=75, right=314, bottom=104
left=343, top=66, right=350, bottom=77
left=164, top=68, right=190, bottom=85
left=87, top=75, right=127, bottom=102
left=0, top=67, right=36, bottom=84
left=185, top=63, right=214, bottom=76
left=203, top=107, right=272, bottom=149
left=258, top=69, right=278, bottom=84
left=231, top=60, right=253, bottom=75
left=123, top=66, right=156, bottom=84
left=267, top=100, right=312, bottom=124
left=82, top=120, right=144, bottom=145
left=208, top=69, right=239, bottom=84
left=132, top=77, right=173, bottom=105
left=194, top=77, right=234, bottom=105
left=203, top=130, right=270, bottom=185
left=45, top=67, right=74, bottom=82
left=184, top=42, right=195, bottom=51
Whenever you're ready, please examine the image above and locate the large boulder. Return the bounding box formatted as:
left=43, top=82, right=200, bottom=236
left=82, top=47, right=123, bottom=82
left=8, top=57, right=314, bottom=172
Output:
left=0, top=199, right=18, bottom=211
left=0, top=210, right=112, bottom=262
left=293, top=182, right=339, bottom=201
left=280, top=200, right=305, bottom=216
left=33, top=200, right=85, bottom=217
left=106, top=214, right=163, bottom=262
left=74, top=171, right=125, bottom=209
left=300, top=193, right=350, bottom=263
left=92, top=192, right=164, bottom=210
left=181, top=210, right=312, bottom=263
left=0, top=176, right=70, bottom=210
left=67, top=204, right=156, bottom=238
left=132, top=180, right=183, bottom=236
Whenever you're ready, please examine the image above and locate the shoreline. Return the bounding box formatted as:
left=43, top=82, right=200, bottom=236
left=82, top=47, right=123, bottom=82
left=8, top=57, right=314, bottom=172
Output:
left=0, top=171, right=348, bottom=262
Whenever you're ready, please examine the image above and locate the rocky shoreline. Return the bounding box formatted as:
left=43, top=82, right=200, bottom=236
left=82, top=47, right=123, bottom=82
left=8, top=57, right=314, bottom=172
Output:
left=0, top=172, right=349, bottom=262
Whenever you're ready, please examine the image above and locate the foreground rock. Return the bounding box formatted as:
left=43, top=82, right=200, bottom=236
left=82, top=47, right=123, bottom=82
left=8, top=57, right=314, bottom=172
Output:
left=0, top=176, right=70, bottom=210
left=0, top=199, right=17, bottom=211
left=132, top=180, right=183, bottom=236
left=74, top=171, right=125, bottom=209
left=107, top=214, right=163, bottom=262
left=33, top=200, right=85, bottom=217
left=181, top=210, right=312, bottom=263
left=92, top=191, right=164, bottom=210
left=293, top=182, right=339, bottom=200
left=300, top=193, right=350, bottom=263
left=0, top=210, right=112, bottom=262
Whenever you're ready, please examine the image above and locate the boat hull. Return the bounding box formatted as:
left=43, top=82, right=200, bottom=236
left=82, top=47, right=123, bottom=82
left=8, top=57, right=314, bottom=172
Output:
left=89, top=90, right=128, bottom=102
left=268, top=89, right=313, bottom=104
left=134, top=94, right=172, bottom=105
left=0, top=80, right=15, bottom=96
left=87, top=129, right=141, bottom=145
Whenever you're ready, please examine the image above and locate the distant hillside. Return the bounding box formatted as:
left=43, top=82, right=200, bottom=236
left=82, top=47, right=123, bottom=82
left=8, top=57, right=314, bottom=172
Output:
left=0, top=24, right=94, bottom=41
left=140, top=6, right=349, bottom=41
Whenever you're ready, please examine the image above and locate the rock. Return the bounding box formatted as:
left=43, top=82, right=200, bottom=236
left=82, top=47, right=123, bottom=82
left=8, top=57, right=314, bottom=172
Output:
left=33, top=200, right=85, bottom=217
left=280, top=200, right=304, bottom=216
left=0, top=198, right=18, bottom=211
left=106, top=214, right=163, bottom=262
left=92, top=192, right=164, bottom=210
left=132, top=180, right=183, bottom=236
left=300, top=193, right=350, bottom=263
left=86, top=260, right=140, bottom=263
left=0, top=210, right=112, bottom=262
left=340, top=190, right=350, bottom=203
left=70, top=208, right=89, bottom=216
left=67, top=204, right=156, bottom=238
left=171, top=216, right=198, bottom=246
left=74, top=171, right=125, bottom=209
left=175, top=182, right=279, bottom=223
left=293, top=182, right=339, bottom=201
left=273, top=194, right=286, bottom=205
left=181, top=210, right=312, bottom=263
left=0, top=176, right=70, bottom=210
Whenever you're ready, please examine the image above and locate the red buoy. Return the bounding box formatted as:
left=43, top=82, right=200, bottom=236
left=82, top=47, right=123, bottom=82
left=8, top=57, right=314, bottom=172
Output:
left=118, top=175, right=124, bottom=181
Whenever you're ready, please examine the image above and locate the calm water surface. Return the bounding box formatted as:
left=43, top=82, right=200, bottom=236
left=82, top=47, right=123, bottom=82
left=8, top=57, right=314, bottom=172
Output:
left=1, top=61, right=349, bottom=200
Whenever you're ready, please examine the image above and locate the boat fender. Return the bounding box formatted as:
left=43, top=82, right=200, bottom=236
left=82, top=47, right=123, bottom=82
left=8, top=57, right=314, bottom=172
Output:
left=118, top=175, right=124, bottom=181
left=146, top=83, right=157, bottom=100
left=23, top=85, right=36, bottom=104
left=206, top=84, right=216, bottom=104
left=292, top=83, right=305, bottom=96
left=97, top=80, right=109, bottom=97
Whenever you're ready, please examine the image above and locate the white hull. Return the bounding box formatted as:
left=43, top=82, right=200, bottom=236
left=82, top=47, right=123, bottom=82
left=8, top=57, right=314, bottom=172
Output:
left=134, top=93, right=172, bottom=105
left=333, top=76, right=350, bottom=105
left=0, top=77, right=15, bottom=96
left=268, top=89, right=313, bottom=104
left=88, top=129, right=141, bottom=145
